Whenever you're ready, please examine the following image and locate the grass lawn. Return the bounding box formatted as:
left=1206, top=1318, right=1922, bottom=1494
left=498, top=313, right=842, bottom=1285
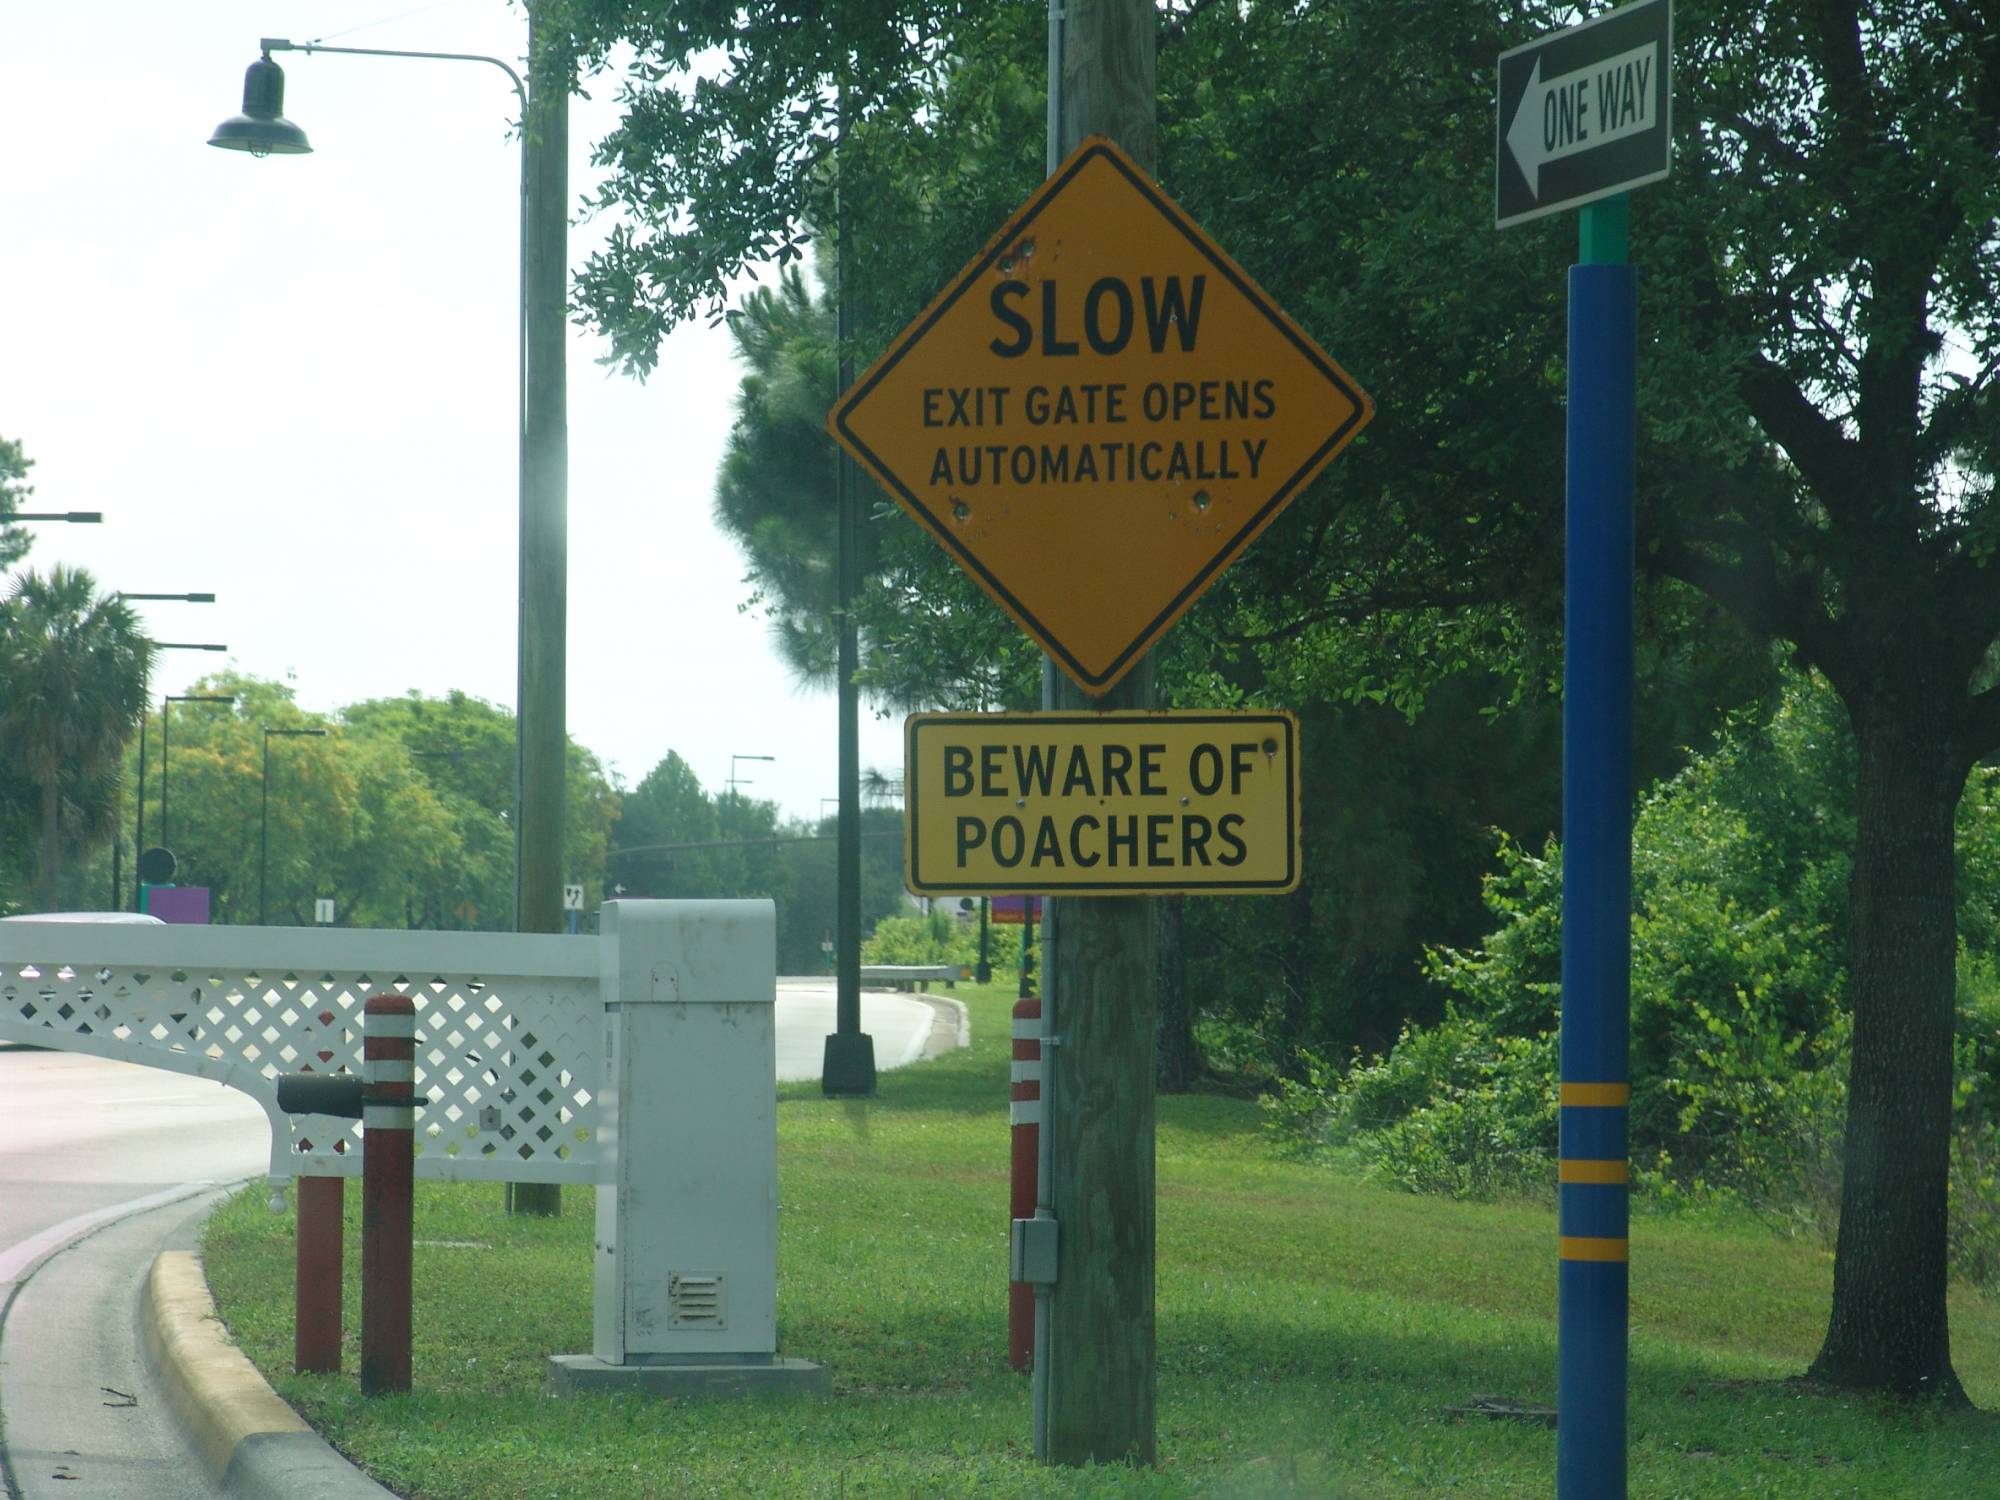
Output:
left=201, top=981, right=2000, bottom=1498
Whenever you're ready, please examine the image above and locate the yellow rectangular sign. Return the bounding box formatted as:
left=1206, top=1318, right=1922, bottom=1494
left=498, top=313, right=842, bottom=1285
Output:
left=904, top=711, right=1300, bottom=896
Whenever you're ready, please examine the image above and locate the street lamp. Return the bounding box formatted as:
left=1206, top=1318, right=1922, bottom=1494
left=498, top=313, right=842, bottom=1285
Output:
left=102, top=598, right=215, bottom=909
left=160, top=694, right=236, bottom=852
left=5, top=511, right=103, bottom=523
left=262, top=727, right=329, bottom=924
left=210, top=30, right=568, bottom=937
left=727, top=753, right=775, bottom=793
left=127, top=650, right=230, bottom=910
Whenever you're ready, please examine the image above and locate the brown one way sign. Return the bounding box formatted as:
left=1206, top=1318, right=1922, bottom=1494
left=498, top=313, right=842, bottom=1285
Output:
left=830, top=137, right=1373, bottom=694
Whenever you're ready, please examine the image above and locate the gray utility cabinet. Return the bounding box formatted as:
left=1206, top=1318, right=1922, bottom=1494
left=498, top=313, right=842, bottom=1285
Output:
left=593, top=900, right=778, bottom=1364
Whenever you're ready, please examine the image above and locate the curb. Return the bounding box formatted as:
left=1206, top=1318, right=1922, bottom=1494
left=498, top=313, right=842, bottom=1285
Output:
left=912, top=993, right=972, bottom=1060
left=142, top=1251, right=395, bottom=1500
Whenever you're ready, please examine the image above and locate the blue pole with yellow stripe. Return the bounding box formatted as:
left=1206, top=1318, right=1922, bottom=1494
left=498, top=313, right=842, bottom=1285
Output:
left=1559, top=195, right=1634, bottom=1499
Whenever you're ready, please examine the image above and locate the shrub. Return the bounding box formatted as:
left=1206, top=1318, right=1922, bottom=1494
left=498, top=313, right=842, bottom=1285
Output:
left=1264, top=1010, right=1557, bottom=1199
left=1270, top=670, right=2000, bottom=1282
left=861, top=907, right=1021, bottom=974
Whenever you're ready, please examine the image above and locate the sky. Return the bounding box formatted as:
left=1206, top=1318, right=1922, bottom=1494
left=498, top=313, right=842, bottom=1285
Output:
left=0, top=0, right=906, bottom=823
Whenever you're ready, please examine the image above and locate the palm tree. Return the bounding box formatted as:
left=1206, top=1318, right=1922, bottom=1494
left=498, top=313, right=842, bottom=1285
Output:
left=0, top=565, right=154, bottom=910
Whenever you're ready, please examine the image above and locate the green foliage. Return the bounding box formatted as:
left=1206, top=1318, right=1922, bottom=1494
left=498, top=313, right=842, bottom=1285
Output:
left=0, top=432, right=34, bottom=571
left=1272, top=672, right=2000, bottom=1283
left=1185, top=606, right=1773, bottom=1083
left=862, top=906, right=1020, bottom=975
left=711, top=259, right=1038, bottom=710
left=563, top=0, right=1028, bottom=376
left=713, top=266, right=851, bottom=686
left=607, top=752, right=910, bottom=972
left=0, top=564, right=153, bottom=911
left=1265, top=1015, right=1558, bottom=1202
left=89, top=677, right=619, bottom=932
left=1412, top=677, right=1858, bottom=1174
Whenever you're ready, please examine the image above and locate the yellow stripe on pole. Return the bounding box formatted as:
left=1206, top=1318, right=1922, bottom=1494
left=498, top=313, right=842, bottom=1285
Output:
left=1559, top=1235, right=1629, bottom=1262
left=1560, top=1082, right=1630, bottom=1107
left=1559, top=1158, right=1629, bottom=1184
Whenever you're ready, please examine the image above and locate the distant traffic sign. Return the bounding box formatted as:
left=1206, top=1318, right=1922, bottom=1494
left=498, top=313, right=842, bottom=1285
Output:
left=830, top=138, right=1372, bottom=695
left=137, top=846, right=176, bottom=885
left=904, top=711, right=1299, bottom=896
left=1497, top=0, right=1671, bottom=228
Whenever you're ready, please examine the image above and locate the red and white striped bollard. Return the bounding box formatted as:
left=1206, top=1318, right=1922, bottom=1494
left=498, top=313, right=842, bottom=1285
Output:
left=1009, top=995, right=1042, bottom=1371
left=361, top=992, right=416, bottom=1395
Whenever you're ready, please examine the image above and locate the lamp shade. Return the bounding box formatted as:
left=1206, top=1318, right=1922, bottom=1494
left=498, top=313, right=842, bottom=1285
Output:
left=208, top=55, right=312, bottom=156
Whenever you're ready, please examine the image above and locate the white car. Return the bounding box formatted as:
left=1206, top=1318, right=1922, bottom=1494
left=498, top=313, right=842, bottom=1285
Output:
left=0, top=912, right=165, bottom=923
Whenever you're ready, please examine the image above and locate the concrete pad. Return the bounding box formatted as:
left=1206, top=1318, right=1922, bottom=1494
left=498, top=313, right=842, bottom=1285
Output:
left=547, top=1352, right=828, bottom=1399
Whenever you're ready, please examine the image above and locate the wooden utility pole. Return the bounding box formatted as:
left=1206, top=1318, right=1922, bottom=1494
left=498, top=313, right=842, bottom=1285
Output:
left=510, top=1, right=570, bottom=1217
left=1039, top=0, right=1159, bottom=1468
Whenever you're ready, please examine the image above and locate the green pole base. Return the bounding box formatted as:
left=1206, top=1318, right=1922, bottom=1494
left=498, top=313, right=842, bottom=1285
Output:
left=821, top=1032, right=878, bottom=1097
left=1579, top=195, right=1629, bottom=265
left=506, top=1183, right=562, bottom=1217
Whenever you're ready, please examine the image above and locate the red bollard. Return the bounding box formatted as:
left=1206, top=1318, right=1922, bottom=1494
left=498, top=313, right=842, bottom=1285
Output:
left=1009, top=996, right=1042, bottom=1371
left=294, top=1174, right=344, bottom=1374
left=360, top=992, right=416, bottom=1396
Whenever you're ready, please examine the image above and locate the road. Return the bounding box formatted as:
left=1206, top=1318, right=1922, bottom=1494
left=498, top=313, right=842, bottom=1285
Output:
left=775, top=980, right=944, bottom=1080
left=0, top=1048, right=268, bottom=1500
left=0, top=982, right=950, bottom=1497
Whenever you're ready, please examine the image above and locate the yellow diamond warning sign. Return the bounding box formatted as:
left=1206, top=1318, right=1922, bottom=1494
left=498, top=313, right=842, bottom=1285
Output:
left=829, top=137, right=1373, bottom=695
left=904, top=711, right=1300, bottom=896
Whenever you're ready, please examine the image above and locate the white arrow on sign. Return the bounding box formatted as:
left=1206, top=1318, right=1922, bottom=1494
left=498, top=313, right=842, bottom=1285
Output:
left=1505, top=41, right=1659, bottom=199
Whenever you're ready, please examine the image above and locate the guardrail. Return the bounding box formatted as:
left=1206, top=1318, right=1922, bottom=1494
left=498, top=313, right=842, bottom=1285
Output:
left=859, top=963, right=967, bottom=991
left=0, top=923, right=599, bottom=1184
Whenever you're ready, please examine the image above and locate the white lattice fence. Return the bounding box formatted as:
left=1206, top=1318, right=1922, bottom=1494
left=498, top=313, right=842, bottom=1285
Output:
left=0, top=923, right=601, bottom=1184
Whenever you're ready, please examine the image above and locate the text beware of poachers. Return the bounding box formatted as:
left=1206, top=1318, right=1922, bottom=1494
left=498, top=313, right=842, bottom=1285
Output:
left=904, top=713, right=1299, bottom=896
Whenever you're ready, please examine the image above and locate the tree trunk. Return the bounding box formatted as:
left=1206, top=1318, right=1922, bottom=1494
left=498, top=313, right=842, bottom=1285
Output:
left=37, top=776, right=60, bottom=912
left=1807, top=696, right=1968, bottom=1402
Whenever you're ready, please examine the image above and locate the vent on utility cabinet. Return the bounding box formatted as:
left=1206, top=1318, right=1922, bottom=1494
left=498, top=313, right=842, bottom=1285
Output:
left=668, top=1272, right=725, bottom=1328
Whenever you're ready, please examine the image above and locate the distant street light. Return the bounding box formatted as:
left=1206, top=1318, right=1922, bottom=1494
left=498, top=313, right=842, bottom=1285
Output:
left=107, top=608, right=220, bottom=907
left=119, top=592, right=217, bottom=603
left=7, top=511, right=103, bottom=523
left=262, top=727, right=330, bottom=924
left=160, top=694, right=236, bottom=852
left=727, top=754, right=775, bottom=793
left=147, top=641, right=228, bottom=652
